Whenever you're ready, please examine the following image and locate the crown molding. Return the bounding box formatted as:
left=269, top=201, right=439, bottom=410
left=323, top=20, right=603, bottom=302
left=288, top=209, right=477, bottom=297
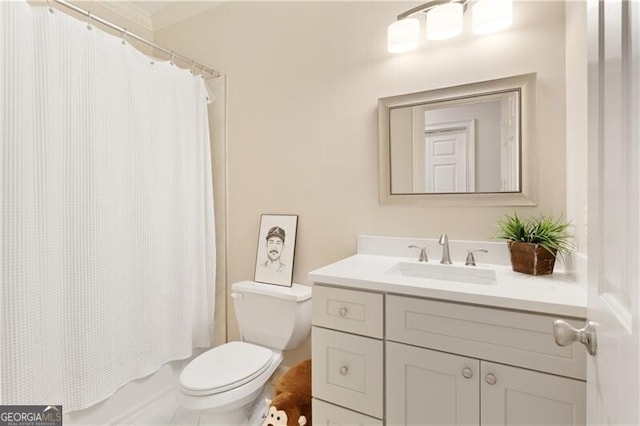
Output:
left=151, top=2, right=222, bottom=31
left=96, top=1, right=154, bottom=32
left=93, top=1, right=222, bottom=33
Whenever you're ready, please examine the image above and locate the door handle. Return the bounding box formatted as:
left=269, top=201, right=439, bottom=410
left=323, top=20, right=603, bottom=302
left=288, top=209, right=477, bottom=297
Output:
left=553, top=319, right=598, bottom=356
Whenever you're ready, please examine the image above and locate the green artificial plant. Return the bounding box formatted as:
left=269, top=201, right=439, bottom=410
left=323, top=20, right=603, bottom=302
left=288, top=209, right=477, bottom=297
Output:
left=496, top=213, right=576, bottom=259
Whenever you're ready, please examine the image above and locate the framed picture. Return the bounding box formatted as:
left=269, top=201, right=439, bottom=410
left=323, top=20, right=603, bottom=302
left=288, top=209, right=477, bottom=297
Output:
left=254, top=214, right=298, bottom=287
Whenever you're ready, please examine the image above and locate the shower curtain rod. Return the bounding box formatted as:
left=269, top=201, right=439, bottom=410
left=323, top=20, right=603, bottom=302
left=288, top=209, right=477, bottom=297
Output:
left=50, top=0, right=221, bottom=78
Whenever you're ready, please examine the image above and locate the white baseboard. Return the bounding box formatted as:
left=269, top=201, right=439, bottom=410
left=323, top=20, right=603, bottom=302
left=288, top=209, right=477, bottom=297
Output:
left=268, top=365, right=290, bottom=386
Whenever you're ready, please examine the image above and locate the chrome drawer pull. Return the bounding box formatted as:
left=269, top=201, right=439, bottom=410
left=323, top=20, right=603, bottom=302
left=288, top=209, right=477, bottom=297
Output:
left=338, top=307, right=348, bottom=317
left=462, top=367, right=473, bottom=379
left=339, top=366, right=349, bottom=376
left=485, top=373, right=497, bottom=385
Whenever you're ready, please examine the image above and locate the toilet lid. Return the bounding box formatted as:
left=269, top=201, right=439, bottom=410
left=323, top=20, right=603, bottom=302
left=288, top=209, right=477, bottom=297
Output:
left=180, top=341, right=273, bottom=396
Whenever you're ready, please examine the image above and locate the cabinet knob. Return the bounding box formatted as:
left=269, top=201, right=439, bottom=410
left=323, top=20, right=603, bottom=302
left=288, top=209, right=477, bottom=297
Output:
left=462, top=367, right=473, bottom=379
left=339, top=366, right=349, bottom=376
left=338, top=307, right=348, bottom=317
left=485, top=373, right=497, bottom=385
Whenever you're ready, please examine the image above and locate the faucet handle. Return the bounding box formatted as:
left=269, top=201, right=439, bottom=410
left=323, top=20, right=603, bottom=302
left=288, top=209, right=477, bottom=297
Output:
left=465, top=249, right=488, bottom=266
left=408, top=245, right=428, bottom=262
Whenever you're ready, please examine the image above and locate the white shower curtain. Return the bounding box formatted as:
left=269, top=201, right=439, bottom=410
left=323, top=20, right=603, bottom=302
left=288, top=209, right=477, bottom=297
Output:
left=0, top=1, right=214, bottom=411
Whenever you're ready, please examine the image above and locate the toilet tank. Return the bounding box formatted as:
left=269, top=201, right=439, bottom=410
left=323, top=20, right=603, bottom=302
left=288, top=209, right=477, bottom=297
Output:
left=231, top=281, right=312, bottom=351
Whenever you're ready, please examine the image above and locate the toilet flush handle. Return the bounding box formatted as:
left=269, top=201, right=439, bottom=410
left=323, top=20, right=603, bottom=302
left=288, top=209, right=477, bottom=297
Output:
left=230, top=292, right=243, bottom=300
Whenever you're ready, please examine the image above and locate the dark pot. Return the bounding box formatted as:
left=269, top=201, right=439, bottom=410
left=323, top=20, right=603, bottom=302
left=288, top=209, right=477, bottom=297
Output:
left=508, top=241, right=557, bottom=276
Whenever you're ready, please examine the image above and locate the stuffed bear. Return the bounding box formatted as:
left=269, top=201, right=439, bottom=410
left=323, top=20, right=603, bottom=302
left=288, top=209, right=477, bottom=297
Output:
left=262, top=359, right=312, bottom=426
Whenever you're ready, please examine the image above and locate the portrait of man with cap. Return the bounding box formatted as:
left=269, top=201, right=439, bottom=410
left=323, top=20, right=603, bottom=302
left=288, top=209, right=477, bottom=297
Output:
left=260, top=226, right=287, bottom=272
left=254, top=214, right=298, bottom=287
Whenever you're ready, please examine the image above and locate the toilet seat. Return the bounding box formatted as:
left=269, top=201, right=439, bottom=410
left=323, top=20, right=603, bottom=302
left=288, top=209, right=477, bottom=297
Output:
left=180, top=341, right=274, bottom=396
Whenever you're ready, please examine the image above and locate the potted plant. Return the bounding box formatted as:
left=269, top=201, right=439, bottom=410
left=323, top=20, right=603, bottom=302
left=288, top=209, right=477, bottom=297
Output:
left=496, top=213, right=575, bottom=275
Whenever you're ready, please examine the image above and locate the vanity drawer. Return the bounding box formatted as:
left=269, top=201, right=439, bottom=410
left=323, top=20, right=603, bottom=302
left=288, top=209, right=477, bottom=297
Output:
left=313, top=399, right=383, bottom=426
left=386, top=295, right=586, bottom=380
left=312, top=327, right=384, bottom=419
left=312, top=285, right=383, bottom=338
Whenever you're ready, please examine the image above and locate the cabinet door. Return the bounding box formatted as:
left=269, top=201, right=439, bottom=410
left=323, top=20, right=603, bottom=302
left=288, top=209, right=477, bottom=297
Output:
left=386, top=342, right=480, bottom=426
left=481, top=361, right=586, bottom=426
left=313, top=399, right=382, bottom=426
left=312, top=327, right=384, bottom=418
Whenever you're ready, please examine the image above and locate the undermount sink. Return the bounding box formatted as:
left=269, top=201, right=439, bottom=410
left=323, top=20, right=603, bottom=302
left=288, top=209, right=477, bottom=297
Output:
left=385, top=261, right=497, bottom=286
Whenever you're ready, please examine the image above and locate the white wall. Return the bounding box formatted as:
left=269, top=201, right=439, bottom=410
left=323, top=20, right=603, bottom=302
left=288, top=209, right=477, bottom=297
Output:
left=156, top=1, right=569, bottom=366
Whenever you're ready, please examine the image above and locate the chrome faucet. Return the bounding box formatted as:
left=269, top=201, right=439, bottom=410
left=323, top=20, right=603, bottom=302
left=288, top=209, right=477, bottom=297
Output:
left=438, top=233, right=452, bottom=264
left=408, top=245, right=428, bottom=262
left=465, top=249, right=488, bottom=266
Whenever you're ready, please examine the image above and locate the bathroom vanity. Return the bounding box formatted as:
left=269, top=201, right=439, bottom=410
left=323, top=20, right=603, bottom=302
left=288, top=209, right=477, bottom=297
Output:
left=309, top=236, right=587, bottom=426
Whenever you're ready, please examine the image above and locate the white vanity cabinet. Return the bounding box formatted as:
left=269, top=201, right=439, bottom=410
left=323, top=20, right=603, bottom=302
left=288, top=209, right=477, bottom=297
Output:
left=311, top=285, right=384, bottom=425
left=311, top=284, right=587, bottom=426
left=480, top=361, right=586, bottom=425
left=386, top=342, right=480, bottom=425
left=386, top=342, right=586, bottom=426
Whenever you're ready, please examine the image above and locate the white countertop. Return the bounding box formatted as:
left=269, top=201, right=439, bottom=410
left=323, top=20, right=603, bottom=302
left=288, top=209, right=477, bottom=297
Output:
left=308, top=254, right=587, bottom=318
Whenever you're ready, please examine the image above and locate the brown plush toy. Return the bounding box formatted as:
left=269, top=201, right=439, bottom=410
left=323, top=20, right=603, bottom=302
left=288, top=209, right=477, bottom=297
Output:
left=262, top=359, right=312, bottom=426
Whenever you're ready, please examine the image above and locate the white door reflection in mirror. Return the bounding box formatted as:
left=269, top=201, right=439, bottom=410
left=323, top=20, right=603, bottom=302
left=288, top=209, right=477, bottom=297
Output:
left=427, top=128, right=468, bottom=193
left=389, top=91, right=518, bottom=194
left=421, top=123, right=473, bottom=193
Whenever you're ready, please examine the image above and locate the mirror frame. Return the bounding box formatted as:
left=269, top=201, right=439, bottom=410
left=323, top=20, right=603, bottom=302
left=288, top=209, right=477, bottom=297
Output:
left=378, top=73, right=537, bottom=207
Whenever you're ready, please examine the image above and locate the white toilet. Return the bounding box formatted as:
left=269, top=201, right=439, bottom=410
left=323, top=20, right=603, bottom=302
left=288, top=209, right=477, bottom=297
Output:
left=178, top=280, right=312, bottom=425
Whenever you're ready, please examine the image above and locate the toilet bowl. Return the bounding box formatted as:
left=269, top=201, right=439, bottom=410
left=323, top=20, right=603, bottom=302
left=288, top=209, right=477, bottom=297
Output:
left=178, top=281, right=312, bottom=425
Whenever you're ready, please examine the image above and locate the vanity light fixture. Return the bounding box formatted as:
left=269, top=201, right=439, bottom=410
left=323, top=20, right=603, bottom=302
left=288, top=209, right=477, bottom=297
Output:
left=387, top=0, right=513, bottom=53
left=387, top=18, right=420, bottom=53
left=426, top=2, right=464, bottom=40
left=472, top=0, right=513, bottom=34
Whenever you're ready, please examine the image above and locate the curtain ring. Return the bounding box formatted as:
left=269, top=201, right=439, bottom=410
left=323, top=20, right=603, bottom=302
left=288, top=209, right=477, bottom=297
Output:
left=121, top=28, right=127, bottom=45
left=86, top=11, right=93, bottom=31
left=190, top=60, right=196, bottom=75
left=170, top=51, right=176, bottom=66
left=47, top=0, right=55, bottom=14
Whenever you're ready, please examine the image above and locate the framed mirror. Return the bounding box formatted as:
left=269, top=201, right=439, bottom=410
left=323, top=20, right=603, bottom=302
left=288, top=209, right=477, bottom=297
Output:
left=379, top=73, right=537, bottom=206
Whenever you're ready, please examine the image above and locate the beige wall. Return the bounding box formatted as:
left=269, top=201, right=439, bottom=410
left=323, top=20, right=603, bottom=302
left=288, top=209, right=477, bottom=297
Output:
left=565, top=0, right=588, bottom=256
left=156, top=1, right=568, bottom=366
left=206, top=77, right=229, bottom=347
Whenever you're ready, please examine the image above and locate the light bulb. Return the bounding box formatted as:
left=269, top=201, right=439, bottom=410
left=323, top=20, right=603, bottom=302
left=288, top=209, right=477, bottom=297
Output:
left=387, top=18, right=419, bottom=53
left=472, top=0, right=513, bottom=35
left=426, top=3, right=463, bottom=40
